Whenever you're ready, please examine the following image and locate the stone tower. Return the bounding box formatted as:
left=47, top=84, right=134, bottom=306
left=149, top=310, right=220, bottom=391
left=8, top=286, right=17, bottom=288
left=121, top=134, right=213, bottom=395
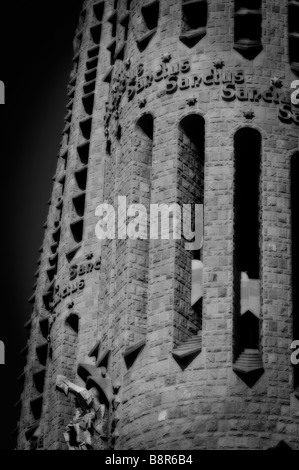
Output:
left=16, top=0, right=299, bottom=450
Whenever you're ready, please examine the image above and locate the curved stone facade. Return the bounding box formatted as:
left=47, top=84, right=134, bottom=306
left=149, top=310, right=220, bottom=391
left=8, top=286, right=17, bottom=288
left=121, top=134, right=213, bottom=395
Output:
left=16, top=0, right=299, bottom=450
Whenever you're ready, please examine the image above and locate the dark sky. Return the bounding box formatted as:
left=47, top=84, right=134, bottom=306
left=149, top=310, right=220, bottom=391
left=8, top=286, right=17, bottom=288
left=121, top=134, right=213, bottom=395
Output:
left=0, top=0, right=84, bottom=450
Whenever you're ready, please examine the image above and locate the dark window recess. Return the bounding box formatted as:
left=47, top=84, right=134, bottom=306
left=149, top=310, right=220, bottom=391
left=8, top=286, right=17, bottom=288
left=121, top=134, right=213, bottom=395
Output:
left=70, top=219, right=84, bottom=244
left=233, top=128, right=263, bottom=387
left=137, top=1, right=159, bottom=51
left=66, top=313, right=79, bottom=334
left=137, top=30, right=157, bottom=51
left=289, top=1, right=299, bottom=75
left=66, top=246, right=81, bottom=263
left=33, top=369, right=46, bottom=394
left=82, top=92, right=95, bottom=115
left=75, top=167, right=88, bottom=191
left=88, top=340, right=101, bottom=361
left=47, top=266, right=57, bottom=283
left=86, top=58, right=98, bottom=72
left=83, top=79, right=96, bottom=95
left=116, top=125, right=122, bottom=140
left=87, top=46, right=99, bottom=59
left=106, top=139, right=112, bottom=155
left=234, top=128, right=261, bottom=279
left=291, top=152, right=299, bottom=390
left=107, top=39, right=116, bottom=65
left=172, top=336, right=202, bottom=370
left=49, top=252, right=58, bottom=267
left=36, top=343, right=48, bottom=366
left=103, top=66, right=114, bottom=84
left=234, top=0, right=263, bottom=60
left=93, top=1, right=105, bottom=21
left=73, top=193, right=86, bottom=218
left=77, top=142, right=90, bottom=165
left=50, top=242, right=58, bottom=254
left=85, top=68, right=97, bottom=83
left=108, top=10, right=117, bottom=38
left=96, top=349, right=111, bottom=369
left=30, top=396, right=43, bottom=421
left=177, top=114, right=205, bottom=350
left=52, top=227, right=61, bottom=244
left=180, top=0, right=208, bottom=48
left=137, top=113, right=154, bottom=139
left=39, top=318, right=49, bottom=339
left=90, top=24, right=102, bottom=44
left=141, top=0, right=159, bottom=30
left=123, top=340, right=146, bottom=369
left=80, top=117, right=92, bottom=139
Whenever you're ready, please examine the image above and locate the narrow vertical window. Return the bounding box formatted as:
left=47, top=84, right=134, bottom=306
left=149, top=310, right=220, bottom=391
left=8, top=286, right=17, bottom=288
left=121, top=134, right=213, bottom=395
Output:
left=137, top=1, right=160, bottom=52
left=291, top=152, right=299, bottom=391
left=179, top=0, right=208, bottom=48
left=123, top=114, right=154, bottom=368
left=233, top=128, right=264, bottom=387
left=289, top=0, right=299, bottom=76
left=172, top=115, right=204, bottom=369
left=234, top=0, right=263, bottom=60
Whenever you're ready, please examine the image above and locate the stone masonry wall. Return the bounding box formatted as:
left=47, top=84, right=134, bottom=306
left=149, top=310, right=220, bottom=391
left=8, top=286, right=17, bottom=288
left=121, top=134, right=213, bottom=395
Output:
left=17, top=0, right=299, bottom=450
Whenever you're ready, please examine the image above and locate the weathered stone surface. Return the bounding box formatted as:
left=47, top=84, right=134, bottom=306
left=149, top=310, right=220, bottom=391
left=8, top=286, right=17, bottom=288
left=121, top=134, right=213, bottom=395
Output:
left=16, top=0, right=299, bottom=451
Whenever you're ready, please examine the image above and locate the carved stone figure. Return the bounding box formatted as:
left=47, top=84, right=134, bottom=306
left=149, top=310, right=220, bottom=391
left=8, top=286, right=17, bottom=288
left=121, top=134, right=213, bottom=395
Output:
left=56, top=373, right=109, bottom=450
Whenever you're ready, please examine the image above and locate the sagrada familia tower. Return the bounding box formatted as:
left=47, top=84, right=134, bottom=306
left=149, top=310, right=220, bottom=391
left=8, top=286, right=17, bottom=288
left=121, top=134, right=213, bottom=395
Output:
left=15, top=0, right=298, bottom=450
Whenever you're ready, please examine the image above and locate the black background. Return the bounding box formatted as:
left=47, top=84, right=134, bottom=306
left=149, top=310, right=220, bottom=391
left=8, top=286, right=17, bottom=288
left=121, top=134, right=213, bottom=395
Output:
left=0, top=0, right=84, bottom=450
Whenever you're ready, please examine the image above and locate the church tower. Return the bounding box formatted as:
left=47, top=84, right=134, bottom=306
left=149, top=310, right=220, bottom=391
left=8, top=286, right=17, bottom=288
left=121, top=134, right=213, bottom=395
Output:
left=16, top=0, right=299, bottom=450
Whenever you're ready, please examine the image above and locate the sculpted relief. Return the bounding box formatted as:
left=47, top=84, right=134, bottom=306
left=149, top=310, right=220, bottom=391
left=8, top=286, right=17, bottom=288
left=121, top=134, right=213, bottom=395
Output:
left=56, top=365, right=116, bottom=450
